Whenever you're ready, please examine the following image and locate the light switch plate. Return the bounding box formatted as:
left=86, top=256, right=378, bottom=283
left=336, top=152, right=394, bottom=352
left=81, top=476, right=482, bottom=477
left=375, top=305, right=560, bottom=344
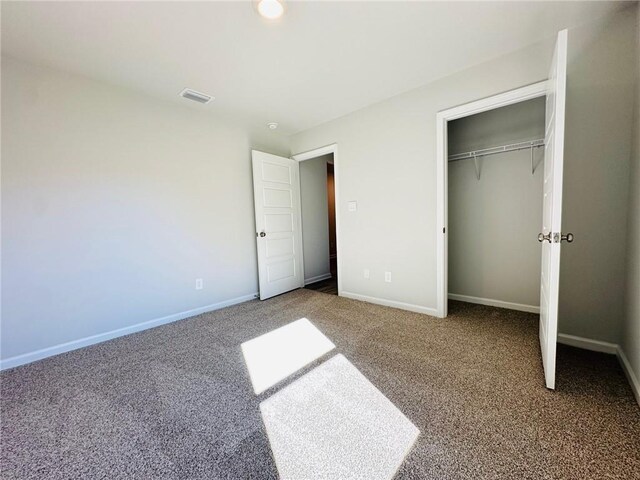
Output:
left=348, top=201, right=357, bottom=212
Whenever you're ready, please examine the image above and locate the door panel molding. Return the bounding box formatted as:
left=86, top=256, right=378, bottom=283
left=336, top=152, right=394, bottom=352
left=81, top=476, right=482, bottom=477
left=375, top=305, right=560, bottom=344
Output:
left=252, top=150, right=304, bottom=300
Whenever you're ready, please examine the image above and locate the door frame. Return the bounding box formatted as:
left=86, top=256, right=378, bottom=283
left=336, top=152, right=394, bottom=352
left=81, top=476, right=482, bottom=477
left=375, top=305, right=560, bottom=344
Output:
left=435, top=81, right=548, bottom=318
left=292, top=143, right=342, bottom=296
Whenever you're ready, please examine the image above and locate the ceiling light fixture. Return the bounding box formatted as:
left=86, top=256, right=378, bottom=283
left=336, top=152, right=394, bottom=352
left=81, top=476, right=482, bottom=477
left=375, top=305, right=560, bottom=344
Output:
left=267, top=122, right=279, bottom=130
left=256, top=0, right=285, bottom=20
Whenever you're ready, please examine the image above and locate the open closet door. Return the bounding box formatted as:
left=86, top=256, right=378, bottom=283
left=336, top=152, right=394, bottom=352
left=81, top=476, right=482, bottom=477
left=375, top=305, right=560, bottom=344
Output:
left=539, top=29, right=568, bottom=390
left=251, top=150, right=304, bottom=300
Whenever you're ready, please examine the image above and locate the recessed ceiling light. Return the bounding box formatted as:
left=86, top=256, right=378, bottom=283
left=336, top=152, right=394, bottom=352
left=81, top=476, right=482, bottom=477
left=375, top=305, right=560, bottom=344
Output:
left=267, top=122, right=279, bottom=130
left=257, top=0, right=285, bottom=20
left=179, top=88, right=214, bottom=104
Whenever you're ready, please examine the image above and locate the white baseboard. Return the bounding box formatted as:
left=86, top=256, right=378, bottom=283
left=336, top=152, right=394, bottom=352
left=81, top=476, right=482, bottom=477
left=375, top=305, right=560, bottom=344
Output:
left=616, top=346, right=640, bottom=407
left=304, top=273, right=332, bottom=285
left=341, top=291, right=439, bottom=317
left=556, top=333, right=639, bottom=408
left=557, top=333, right=618, bottom=354
left=0, top=292, right=258, bottom=371
left=448, top=293, right=540, bottom=314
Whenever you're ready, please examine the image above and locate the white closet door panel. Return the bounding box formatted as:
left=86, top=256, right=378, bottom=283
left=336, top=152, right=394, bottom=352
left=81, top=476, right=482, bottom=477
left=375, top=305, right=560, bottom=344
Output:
left=539, top=29, right=568, bottom=390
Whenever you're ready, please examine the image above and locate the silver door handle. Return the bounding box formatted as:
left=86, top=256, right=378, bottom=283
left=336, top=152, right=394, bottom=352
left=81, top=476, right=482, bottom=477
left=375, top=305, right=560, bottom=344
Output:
left=538, top=232, right=551, bottom=243
left=561, top=233, right=574, bottom=243
left=538, top=232, right=573, bottom=243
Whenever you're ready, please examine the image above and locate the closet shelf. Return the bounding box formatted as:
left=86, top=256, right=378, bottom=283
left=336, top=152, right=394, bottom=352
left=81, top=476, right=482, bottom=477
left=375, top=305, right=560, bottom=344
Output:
left=448, top=139, right=545, bottom=162
left=448, top=139, right=545, bottom=179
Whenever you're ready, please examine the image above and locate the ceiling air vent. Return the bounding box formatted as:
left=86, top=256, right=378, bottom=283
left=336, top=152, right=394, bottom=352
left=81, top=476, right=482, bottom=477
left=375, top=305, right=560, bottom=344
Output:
left=180, top=88, right=214, bottom=104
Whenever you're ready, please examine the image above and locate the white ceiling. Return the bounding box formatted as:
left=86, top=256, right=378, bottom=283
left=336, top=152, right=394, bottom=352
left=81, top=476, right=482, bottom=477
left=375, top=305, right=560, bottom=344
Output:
left=1, top=1, right=629, bottom=135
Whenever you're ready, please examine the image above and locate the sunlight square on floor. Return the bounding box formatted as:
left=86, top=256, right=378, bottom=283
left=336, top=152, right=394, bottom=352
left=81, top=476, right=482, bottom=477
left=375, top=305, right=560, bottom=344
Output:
left=241, top=318, right=336, bottom=394
left=260, top=354, right=420, bottom=479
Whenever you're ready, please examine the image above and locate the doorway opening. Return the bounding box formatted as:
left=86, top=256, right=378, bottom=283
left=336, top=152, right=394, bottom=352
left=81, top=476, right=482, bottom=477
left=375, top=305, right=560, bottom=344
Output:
left=436, top=29, right=568, bottom=392
left=447, top=97, right=545, bottom=315
left=298, top=153, right=338, bottom=295
left=251, top=144, right=340, bottom=301
left=435, top=81, right=549, bottom=319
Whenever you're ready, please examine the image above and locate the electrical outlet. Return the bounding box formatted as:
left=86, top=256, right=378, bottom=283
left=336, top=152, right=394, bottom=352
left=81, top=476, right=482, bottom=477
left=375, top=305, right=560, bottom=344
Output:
left=364, top=269, right=370, bottom=279
left=195, top=278, right=203, bottom=290
left=385, top=271, right=392, bottom=283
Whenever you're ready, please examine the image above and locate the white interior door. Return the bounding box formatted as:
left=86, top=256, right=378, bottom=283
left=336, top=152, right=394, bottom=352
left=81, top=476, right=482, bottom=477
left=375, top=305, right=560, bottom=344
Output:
left=252, top=150, right=304, bottom=300
left=539, top=29, right=568, bottom=390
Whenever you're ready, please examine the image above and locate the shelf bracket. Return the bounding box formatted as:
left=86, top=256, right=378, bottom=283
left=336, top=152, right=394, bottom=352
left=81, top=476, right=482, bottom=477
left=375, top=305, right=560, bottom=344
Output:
left=531, top=143, right=543, bottom=175
left=473, top=153, right=481, bottom=180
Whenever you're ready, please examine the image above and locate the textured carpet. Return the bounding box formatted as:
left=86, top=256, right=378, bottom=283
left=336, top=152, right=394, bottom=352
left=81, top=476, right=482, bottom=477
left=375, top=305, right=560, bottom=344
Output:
left=260, top=354, right=419, bottom=479
left=1, top=290, right=639, bottom=479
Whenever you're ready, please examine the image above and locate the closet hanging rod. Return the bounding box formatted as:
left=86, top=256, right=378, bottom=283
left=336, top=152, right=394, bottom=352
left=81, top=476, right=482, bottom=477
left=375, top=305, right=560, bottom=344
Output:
left=448, top=139, right=545, bottom=162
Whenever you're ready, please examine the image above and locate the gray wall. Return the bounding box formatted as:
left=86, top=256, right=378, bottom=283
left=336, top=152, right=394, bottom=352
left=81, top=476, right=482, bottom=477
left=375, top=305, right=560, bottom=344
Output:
left=300, top=154, right=331, bottom=283
left=448, top=98, right=546, bottom=155
left=448, top=98, right=545, bottom=307
left=559, top=8, right=638, bottom=343
left=291, top=37, right=554, bottom=313
left=0, top=55, right=290, bottom=362
left=621, top=5, right=640, bottom=399
left=290, top=6, right=638, bottom=340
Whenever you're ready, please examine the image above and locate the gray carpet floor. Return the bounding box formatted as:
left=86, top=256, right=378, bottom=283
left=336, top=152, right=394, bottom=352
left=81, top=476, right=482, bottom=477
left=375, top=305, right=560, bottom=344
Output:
left=1, top=289, right=639, bottom=479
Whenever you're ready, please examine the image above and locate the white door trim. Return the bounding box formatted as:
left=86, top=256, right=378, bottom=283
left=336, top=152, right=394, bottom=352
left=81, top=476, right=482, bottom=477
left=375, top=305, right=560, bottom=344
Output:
left=292, top=144, right=341, bottom=296
left=435, top=81, right=548, bottom=318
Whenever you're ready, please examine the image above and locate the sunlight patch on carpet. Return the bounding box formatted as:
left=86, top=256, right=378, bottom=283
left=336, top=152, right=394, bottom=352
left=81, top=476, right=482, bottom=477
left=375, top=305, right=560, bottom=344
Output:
left=241, top=318, right=335, bottom=394
left=260, top=354, right=419, bottom=480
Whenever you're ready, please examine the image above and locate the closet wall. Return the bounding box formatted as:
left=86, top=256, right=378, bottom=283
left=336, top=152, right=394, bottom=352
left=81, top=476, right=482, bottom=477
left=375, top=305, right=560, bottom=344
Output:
left=448, top=98, right=545, bottom=309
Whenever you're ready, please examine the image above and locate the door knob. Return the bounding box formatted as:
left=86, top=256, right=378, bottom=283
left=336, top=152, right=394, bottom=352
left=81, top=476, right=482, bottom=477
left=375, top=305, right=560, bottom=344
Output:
left=538, top=232, right=573, bottom=243
left=259, top=231, right=266, bottom=238
left=538, top=232, right=551, bottom=243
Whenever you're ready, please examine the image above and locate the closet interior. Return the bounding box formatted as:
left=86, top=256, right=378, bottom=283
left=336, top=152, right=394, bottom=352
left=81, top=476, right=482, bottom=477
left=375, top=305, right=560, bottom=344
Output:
left=447, top=97, right=546, bottom=313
